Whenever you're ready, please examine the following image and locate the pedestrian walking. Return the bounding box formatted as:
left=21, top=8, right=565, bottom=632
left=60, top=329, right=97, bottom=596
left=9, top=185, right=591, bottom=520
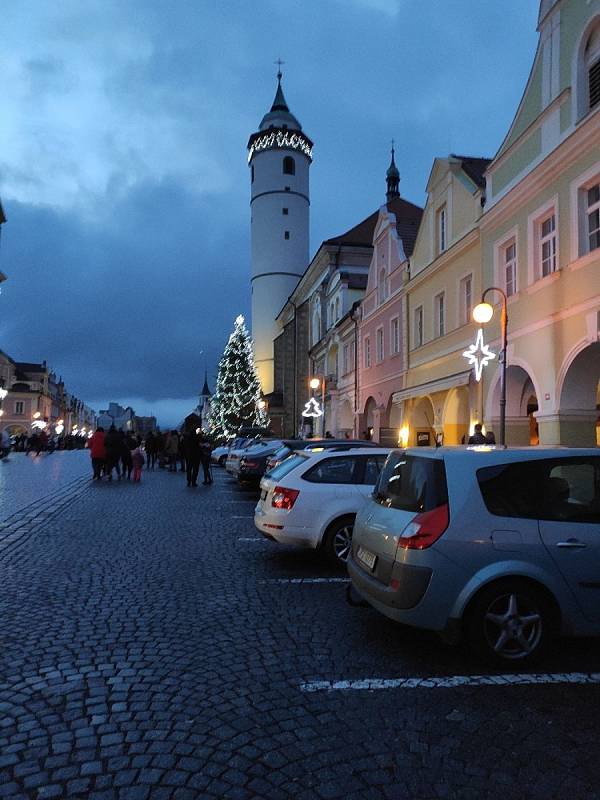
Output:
left=165, top=430, right=179, bottom=472
left=1, top=428, right=11, bottom=459
left=199, top=436, right=213, bottom=485
left=119, top=430, right=133, bottom=480
left=182, top=427, right=201, bottom=487
left=131, top=443, right=145, bottom=482
left=104, top=425, right=122, bottom=480
left=145, top=431, right=156, bottom=469
left=88, top=426, right=106, bottom=480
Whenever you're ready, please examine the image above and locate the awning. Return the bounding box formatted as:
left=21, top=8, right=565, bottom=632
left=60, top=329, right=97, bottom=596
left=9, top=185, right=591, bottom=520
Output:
left=392, top=369, right=472, bottom=404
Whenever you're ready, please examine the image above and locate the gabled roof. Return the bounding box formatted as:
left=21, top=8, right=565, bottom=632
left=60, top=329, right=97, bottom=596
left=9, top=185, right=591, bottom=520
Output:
left=324, top=195, right=423, bottom=253
left=450, top=155, right=492, bottom=189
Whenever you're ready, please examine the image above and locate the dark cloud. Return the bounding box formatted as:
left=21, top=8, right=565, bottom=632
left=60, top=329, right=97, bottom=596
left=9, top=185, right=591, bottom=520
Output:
left=0, top=0, right=539, bottom=426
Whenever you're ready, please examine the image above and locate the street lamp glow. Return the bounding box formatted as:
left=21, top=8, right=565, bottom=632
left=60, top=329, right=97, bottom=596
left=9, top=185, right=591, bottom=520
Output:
left=257, top=399, right=266, bottom=410
left=473, top=302, right=494, bottom=324
left=309, top=378, right=320, bottom=390
left=33, top=411, right=41, bottom=419
left=0, top=387, right=7, bottom=401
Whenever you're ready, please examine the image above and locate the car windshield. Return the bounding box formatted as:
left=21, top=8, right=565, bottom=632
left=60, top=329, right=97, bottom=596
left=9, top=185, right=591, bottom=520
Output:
left=272, top=445, right=291, bottom=461
left=266, top=453, right=307, bottom=480
left=374, top=452, right=448, bottom=512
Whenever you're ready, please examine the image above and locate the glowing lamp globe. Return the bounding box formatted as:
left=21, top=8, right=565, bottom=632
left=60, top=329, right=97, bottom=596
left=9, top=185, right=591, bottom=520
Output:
left=473, top=302, right=494, bottom=324
left=309, top=378, right=320, bottom=390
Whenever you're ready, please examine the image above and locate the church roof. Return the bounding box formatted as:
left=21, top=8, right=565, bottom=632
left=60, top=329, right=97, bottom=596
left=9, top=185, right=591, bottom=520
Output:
left=324, top=195, right=423, bottom=256
left=200, top=371, right=211, bottom=397
left=259, top=76, right=302, bottom=132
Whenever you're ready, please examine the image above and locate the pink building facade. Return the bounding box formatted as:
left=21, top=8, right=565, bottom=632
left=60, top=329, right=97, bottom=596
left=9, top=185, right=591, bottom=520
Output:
left=358, top=184, right=422, bottom=444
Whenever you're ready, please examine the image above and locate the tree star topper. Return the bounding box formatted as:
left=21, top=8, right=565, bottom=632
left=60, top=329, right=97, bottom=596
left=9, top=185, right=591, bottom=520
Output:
left=302, top=397, right=323, bottom=418
left=463, top=328, right=496, bottom=382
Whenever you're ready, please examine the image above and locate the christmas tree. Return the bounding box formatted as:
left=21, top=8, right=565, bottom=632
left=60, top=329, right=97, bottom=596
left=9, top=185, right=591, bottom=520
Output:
left=210, top=315, right=269, bottom=441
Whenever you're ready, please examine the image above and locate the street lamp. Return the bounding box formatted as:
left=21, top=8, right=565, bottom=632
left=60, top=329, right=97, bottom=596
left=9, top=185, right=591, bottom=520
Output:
left=473, top=286, right=508, bottom=446
left=308, top=376, right=325, bottom=436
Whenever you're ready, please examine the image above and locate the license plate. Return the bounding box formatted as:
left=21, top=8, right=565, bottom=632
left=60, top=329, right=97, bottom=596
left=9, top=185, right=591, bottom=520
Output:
left=357, top=546, right=377, bottom=571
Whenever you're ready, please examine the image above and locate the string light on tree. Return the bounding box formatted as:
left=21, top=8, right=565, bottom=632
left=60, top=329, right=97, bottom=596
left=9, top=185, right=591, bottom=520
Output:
left=210, top=314, right=269, bottom=441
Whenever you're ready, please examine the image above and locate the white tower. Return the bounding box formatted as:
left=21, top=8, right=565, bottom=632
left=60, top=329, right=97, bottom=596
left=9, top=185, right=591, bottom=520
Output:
left=247, top=68, right=312, bottom=395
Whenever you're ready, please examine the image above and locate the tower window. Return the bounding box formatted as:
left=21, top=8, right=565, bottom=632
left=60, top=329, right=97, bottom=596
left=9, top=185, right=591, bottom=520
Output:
left=283, top=156, right=295, bottom=175
left=284, top=231, right=290, bottom=240
left=284, top=186, right=290, bottom=192
left=282, top=208, right=288, bottom=215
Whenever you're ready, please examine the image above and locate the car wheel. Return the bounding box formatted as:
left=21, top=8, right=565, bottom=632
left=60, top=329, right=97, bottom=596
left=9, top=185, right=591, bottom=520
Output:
left=465, top=580, right=555, bottom=665
left=323, top=516, right=355, bottom=567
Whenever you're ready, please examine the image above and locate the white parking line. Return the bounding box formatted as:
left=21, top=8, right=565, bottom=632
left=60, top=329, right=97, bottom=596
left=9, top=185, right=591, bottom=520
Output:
left=237, top=537, right=265, bottom=542
left=300, top=672, right=600, bottom=692
left=232, top=515, right=253, bottom=519
left=260, top=577, right=351, bottom=585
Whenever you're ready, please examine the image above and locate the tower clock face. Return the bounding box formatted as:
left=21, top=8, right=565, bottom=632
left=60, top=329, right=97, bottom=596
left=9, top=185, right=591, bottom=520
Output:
left=248, top=128, right=313, bottom=163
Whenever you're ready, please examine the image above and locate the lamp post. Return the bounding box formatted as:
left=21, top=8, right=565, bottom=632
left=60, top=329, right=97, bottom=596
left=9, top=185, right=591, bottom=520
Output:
left=309, top=376, right=325, bottom=436
left=472, top=287, right=508, bottom=446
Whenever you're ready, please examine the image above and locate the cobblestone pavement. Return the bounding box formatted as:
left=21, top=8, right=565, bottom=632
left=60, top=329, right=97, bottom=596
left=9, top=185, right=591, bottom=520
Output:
left=1, top=457, right=599, bottom=800
left=0, top=451, right=90, bottom=523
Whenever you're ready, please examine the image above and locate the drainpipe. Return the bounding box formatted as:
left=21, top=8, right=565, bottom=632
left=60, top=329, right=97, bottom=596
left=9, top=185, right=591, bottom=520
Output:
left=291, top=300, right=297, bottom=434
left=352, top=301, right=360, bottom=436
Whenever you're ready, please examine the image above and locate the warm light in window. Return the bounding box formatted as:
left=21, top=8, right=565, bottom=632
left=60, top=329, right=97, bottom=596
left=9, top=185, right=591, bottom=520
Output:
left=472, top=302, right=494, bottom=324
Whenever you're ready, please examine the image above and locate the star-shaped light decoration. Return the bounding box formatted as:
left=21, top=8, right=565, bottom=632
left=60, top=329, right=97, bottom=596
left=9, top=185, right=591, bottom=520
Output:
left=301, top=397, right=323, bottom=418
left=463, top=328, right=496, bottom=382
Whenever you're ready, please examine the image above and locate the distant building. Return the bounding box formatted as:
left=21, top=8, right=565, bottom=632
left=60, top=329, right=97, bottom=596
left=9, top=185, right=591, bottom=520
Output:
left=134, top=416, right=158, bottom=436
left=97, top=402, right=136, bottom=432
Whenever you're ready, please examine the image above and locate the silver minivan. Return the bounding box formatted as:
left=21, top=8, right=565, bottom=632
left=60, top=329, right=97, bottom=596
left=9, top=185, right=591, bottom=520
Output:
left=348, top=447, right=600, bottom=664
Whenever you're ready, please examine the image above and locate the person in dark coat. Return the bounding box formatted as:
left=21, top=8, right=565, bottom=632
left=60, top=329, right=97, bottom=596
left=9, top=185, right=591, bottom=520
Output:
left=145, top=432, right=156, bottom=469
left=199, top=436, right=213, bottom=485
left=468, top=423, right=488, bottom=445
left=104, top=425, right=122, bottom=480
left=182, top=428, right=201, bottom=487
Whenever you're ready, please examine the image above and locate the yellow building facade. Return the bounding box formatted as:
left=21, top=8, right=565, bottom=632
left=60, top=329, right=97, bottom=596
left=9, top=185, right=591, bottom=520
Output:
left=397, top=0, right=600, bottom=448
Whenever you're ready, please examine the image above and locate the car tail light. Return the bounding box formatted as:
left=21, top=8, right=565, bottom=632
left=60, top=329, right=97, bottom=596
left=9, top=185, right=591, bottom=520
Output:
left=244, top=461, right=259, bottom=469
left=271, top=486, right=300, bottom=510
left=396, top=503, right=449, bottom=551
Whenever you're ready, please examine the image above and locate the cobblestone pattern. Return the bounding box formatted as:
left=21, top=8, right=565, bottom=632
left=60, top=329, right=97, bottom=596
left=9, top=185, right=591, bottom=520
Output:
left=0, top=466, right=599, bottom=800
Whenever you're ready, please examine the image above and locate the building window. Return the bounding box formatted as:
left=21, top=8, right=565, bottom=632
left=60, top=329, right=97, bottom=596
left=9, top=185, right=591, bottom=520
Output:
left=540, top=212, right=557, bottom=277
left=434, top=292, right=445, bottom=337
left=586, top=26, right=600, bottom=111
left=414, top=306, right=423, bottom=347
left=587, top=182, right=600, bottom=252
left=282, top=207, right=288, bottom=215
left=284, top=231, right=290, bottom=240
left=459, top=274, right=473, bottom=325
left=503, top=241, right=517, bottom=297
left=376, top=328, right=384, bottom=362
left=437, top=205, right=447, bottom=254
left=364, top=337, right=371, bottom=368
left=378, top=268, right=386, bottom=304
left=390, top=317, right=400, bottom=355
left=15, top=401, right=24, bottom=415
left=283, top=156, right=295, bottom=175
left=343, top=343, right=349, bottom=374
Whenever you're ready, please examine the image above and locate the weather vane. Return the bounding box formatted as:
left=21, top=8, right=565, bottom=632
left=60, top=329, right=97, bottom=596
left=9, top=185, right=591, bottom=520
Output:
left=275, top=58, right=284, bottom=80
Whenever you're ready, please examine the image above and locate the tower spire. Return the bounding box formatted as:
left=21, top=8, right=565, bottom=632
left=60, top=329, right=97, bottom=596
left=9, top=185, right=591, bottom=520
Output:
left=386, top=139, right=400, bottom=202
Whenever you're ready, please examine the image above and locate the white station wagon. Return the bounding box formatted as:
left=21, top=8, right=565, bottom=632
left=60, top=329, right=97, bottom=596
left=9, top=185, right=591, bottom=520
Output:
left=254, top=447, right=390, bottom=565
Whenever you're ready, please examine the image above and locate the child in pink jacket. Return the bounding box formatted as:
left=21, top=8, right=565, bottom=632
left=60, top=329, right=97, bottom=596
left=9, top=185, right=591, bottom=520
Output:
left=131, top=445, right=145, bottom=482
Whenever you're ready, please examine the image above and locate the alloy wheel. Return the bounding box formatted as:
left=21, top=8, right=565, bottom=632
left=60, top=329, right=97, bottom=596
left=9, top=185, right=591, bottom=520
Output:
left=483, top=591, right=543, bottom=660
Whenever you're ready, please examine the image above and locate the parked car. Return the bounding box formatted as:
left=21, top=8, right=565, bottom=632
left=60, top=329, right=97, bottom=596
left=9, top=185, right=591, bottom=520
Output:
left=265, top=438, right=380, bottom=473
left=348, top=447, right=600, bottom=664
left=211, top=445, right=230, bottom=466
left=225, top=437, right=260, bottom=475
left=254, top=447, right=390, bottom=565
left=237, top=439, right=285, bottom=486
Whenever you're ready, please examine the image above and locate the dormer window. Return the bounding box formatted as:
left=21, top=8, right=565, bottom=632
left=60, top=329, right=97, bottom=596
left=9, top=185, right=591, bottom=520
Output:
left=283, top=156, right=295, bottom=175
left=437, top=204, right=447, bottom=254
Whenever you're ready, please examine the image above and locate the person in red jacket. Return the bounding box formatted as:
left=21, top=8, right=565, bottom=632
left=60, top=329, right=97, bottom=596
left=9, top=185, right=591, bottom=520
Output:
left=88, top=426, right=106, bottom=480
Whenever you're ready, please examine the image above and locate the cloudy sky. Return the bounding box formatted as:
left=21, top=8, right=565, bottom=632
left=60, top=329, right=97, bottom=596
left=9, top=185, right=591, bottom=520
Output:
left=0, top=1, right=539, bottom=426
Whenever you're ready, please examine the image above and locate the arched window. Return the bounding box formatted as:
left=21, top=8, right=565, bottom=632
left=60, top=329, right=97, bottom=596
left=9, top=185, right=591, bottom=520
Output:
left=585, top=25, right=600, bottom=112
left=575, top=20, right=600, bottom=120
left=312, top=300, right=321, bottom=345
left=378, top=268, right=387, bottom=304
left=283, top=156, right=295, bottom=176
